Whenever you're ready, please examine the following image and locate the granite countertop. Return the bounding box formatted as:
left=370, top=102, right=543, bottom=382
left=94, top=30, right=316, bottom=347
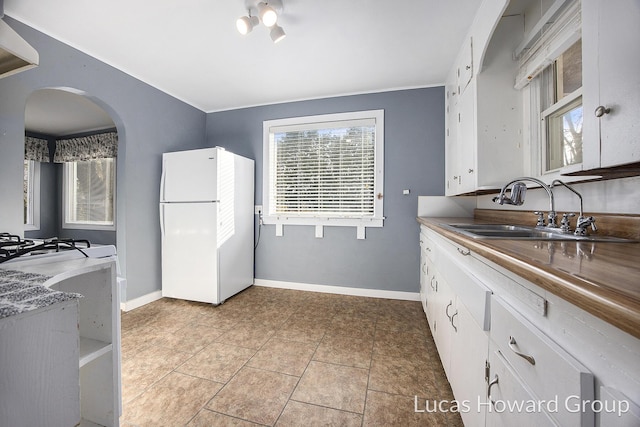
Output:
left=0, top=269, right=82, bottom=319
left=417, top=216, right=640, bottom=340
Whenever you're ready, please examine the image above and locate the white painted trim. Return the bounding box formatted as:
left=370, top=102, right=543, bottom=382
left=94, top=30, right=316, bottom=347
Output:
left=120, top=290, right=162, bottom=312
left=254, top=278, right=420, bottom=301
left=262, top=110, right=385, bottom=232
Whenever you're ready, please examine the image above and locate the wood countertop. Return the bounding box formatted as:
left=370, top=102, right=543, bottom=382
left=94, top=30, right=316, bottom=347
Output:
left=417, top=214, right=640, bottom=340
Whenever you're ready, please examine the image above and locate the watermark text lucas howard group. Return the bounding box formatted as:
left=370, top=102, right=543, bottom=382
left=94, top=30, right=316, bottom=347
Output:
left=414, top=396, right=630, bottom=417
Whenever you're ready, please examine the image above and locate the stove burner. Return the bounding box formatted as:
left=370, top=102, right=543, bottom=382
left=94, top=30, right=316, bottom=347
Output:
left=0, top=234, right=91, bottom=264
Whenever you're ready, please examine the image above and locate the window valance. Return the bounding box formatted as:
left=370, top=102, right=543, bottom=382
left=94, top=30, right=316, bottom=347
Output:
left=54, top=131, right=118, bottom=163
left=24, top=136, right=50, bottom=162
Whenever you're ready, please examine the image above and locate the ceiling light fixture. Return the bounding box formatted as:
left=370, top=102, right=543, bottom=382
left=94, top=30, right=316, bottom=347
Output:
left=269, top=25, right=286, bottom=43
left=236, top=0, right=285, bottom=43
left=236, top=13, right=259, bottom=35
left=257, top=2, right=278, bottom=27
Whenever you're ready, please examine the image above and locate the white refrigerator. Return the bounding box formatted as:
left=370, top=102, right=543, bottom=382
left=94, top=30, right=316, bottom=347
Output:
left=159, top=147, right=254, bottom=304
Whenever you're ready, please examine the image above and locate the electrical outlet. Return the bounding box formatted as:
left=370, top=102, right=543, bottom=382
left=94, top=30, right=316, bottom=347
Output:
left=255, top=205, right=263, bottom=215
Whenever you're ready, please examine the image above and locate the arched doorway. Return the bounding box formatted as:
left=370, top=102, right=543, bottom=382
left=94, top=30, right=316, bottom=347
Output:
left=23, top=87, right=121, bottom=245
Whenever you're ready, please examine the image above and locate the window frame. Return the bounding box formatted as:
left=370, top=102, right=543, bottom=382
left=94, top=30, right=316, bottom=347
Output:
left=519, top=0, right=583, bottom=178
left=62, top=158, right=117, bottom=231
left=540, top=87, right=583, bottom=174
left=23, top=159, right=41, bottom=231
left=262, top=109, right=385, bottom=230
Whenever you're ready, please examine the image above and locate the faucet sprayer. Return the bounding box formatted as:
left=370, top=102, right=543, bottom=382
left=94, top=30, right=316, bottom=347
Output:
left=550, top=179, right=597, bottom=235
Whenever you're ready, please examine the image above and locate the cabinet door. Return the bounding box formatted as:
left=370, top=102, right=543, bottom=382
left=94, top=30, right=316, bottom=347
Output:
left=583, top=0, right=640, bottom=169
left=419, top=243, right=428, bottom=315
left=445, top=77, right=460, bottom=196
left=456, top=80, right=476, bottom=194
left=449, top=299, right=489, bottom=427
left=432, top=275, right=455, bottom=377
left=425, top=271, right=438, bottom=336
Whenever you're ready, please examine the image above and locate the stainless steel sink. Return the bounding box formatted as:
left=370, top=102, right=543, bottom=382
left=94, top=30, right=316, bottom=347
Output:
left=440, top=223, right=637, bottom=242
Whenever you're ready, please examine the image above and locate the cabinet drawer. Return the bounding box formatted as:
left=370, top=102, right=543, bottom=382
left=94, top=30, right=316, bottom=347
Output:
left=491, top=296, right=594, bottom=427
left=487, top=345, right=559, bottom=427
left=419, top=229, right=434, bottom=261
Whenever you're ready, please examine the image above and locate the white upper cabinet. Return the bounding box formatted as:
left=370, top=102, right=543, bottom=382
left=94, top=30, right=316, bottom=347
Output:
left=445, top=0, right=524, bottom=195
left=581, top=0, right=640, bottom=170
left=444, top=0, right=640, bottom=193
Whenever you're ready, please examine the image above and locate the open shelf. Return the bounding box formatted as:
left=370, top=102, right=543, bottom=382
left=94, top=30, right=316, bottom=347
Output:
left=79, top=337, right=112, bottom=368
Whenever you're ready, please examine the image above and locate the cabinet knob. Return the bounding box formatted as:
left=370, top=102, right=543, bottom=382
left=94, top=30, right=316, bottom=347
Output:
left=457, top=247, right=471, bottom=256
left=468, top=168, right=474, bottom=174
left=595, top=105, right=610, bottom=117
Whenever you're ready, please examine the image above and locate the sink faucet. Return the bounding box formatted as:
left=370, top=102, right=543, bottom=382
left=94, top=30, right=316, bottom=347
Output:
left=550, top=179, right=597, bottom=236
left=493, top=177, right=557, bottom=228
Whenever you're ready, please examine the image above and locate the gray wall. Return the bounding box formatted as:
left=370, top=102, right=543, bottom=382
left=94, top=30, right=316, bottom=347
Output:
left=1, top=17, right=446, bottom=300
left=206, top=88, right=445, bottom=293
left=0, top=17, right=206, bottom=300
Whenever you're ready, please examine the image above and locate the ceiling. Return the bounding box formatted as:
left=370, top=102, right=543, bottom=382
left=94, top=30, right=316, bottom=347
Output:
left=5, top=0, right=482, bottom=116
left=25, top=89, right=115, bottom=136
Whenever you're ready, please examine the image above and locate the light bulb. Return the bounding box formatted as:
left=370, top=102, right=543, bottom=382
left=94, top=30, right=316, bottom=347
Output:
left=236, top=15, right=259, bottom=35
left=258, top=2, right=278, bottom=27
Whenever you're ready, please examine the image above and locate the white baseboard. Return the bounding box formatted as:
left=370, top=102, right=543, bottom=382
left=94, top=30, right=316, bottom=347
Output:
left=253, top=279, right=420, bottom=301
left=119, top=281, right=420, bottom=311
left=120, top=290, right=162, bottom=312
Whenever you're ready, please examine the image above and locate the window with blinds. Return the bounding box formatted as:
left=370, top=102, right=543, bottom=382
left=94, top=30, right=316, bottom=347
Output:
left=23, top=159, right=40, bottom=230
left=517, top=0, right=583, bottom=175
left=263, top=110, right=384, bottom=230
left=63, top=158, right=116, bottom=230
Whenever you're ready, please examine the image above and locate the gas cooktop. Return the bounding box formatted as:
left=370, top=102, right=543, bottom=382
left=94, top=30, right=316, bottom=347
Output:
left=0, top=233, right=90, bottom=264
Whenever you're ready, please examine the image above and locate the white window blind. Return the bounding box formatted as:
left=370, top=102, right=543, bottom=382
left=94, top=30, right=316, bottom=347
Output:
left=514, top=0, right=581, bottom=89
left=263, top=110, right=384, bottom=232
left=63, top=158, right=116, bottom=229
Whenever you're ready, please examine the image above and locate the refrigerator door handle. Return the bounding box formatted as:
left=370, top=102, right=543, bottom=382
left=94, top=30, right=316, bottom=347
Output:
left=160, top=160, right=167, bottom=202
left=160, top=204, right=165, bottom=237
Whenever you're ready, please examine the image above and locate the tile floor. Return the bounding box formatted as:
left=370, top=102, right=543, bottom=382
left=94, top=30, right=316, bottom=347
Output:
left=119, top=286, right=464, bottom=426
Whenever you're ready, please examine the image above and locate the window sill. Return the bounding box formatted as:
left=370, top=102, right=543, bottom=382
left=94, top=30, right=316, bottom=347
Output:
left=262, top=216, right=384, bottom=239
left=263, top=216, right=384, bottom=228
left=62, top=223, right=116, bottom=231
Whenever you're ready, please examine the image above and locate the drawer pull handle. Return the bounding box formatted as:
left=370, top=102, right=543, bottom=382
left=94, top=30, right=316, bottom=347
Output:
left=509, top=336, right=536, bottom=365
left=487, top=374, right=499, bottom=405
left=457, top=247, right=470, bottom=256
left=451, top=310, right=458, bottom=332
left=446, top=301, right=453, bottom=320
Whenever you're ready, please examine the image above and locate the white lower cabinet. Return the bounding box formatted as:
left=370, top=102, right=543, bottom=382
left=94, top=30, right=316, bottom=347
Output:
left=5, top=258, right=121, bottom=427
left=421, top=226, right=490, bottom=427
left=417, top=225, right=632, bottom=427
